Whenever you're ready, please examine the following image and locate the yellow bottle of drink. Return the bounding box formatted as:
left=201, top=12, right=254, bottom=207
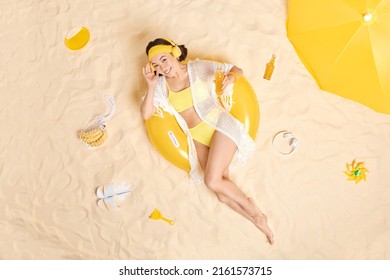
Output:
left=263, top=54, right=276, bottom=80
left=215, top=66, right=225, bottom=94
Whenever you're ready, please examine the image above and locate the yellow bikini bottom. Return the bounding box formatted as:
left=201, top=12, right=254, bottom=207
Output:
left=189, top=121, right=215, bottom=147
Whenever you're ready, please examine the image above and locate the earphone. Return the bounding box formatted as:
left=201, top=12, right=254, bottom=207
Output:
left=162, top=38, right=182, bottom=58
left=272, top=130, right=298, bottom=155
left=283, top=132, right=298, bottom=150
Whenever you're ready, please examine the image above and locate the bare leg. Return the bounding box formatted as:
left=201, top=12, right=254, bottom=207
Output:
left=248, top=198, right=274, bottom=244
left=194, top=140, right=253, bottom=220
left=196, top=132, right=274, bottom=244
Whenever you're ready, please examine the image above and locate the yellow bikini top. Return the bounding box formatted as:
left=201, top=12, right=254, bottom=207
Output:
left=168, top=86, right=193, bottom=112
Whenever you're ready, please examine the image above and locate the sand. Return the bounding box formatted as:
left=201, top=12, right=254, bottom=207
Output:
left=1, top=0, right=389, bottom=260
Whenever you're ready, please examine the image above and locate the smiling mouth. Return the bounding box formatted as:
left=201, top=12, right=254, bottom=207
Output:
left=164, top=67, right=172, bottom=75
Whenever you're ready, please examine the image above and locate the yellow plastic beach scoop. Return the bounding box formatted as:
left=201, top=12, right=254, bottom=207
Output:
left=149, top=208, right=174, bottom=225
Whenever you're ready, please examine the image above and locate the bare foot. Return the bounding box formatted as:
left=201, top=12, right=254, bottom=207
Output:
left=248, top=198, right=274, bottom=245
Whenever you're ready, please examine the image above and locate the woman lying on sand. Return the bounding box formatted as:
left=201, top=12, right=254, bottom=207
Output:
left=140, top=38, right=274, bottom=244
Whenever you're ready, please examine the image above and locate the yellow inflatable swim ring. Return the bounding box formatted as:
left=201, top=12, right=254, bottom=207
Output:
left=145, top=76, right=260, bottom=172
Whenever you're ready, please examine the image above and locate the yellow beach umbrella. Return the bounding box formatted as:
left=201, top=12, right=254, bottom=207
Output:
left=286, top=0, right=390, bottom=114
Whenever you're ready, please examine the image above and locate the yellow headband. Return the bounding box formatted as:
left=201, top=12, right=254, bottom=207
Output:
left=148, top=39, right=182, bottom=61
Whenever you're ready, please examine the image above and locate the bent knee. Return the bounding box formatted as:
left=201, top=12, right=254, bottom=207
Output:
left=204, top=173, right=223, bottom=192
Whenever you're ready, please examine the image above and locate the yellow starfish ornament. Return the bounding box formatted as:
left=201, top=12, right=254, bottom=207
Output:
left=343, top=159, right=368, bottom=184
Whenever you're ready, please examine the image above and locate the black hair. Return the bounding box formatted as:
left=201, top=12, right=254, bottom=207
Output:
left=145, top=38, right=188, bottom=62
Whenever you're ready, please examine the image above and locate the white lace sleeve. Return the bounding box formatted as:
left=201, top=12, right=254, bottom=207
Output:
left=150, top=76, right=172, bottom=117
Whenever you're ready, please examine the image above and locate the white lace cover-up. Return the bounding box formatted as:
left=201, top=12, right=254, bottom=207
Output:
left=149, top=59, right=256, bottom=185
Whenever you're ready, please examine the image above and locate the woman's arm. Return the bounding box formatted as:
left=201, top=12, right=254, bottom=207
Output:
left=227, top=65, right=243, bottom=82
left=222, top=65, right=243, bottom=89
left=140, top=63, right=158, bottom=120
left=140, top=87, right=156, bottom=120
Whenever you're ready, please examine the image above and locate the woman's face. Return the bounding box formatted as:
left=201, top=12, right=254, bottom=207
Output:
left=150, top=53, right=178, bottom=78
